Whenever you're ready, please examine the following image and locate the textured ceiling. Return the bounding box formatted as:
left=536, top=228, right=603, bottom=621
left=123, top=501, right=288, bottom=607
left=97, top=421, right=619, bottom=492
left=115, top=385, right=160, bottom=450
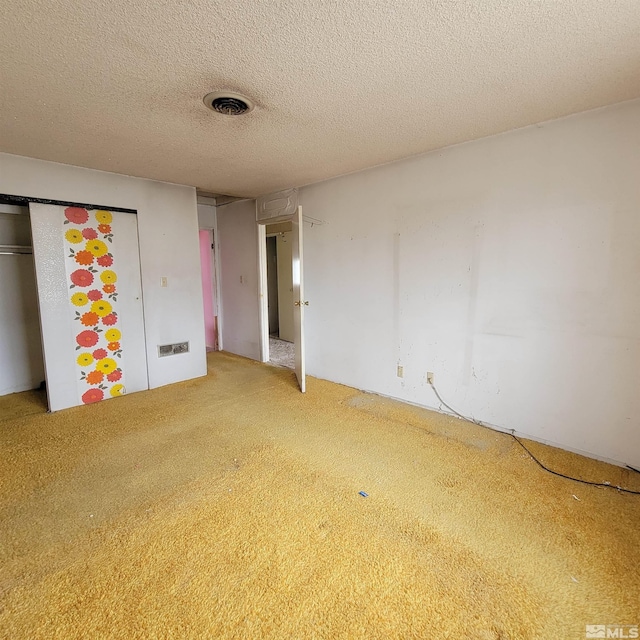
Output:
left=1, top=1, right=640, bottom=197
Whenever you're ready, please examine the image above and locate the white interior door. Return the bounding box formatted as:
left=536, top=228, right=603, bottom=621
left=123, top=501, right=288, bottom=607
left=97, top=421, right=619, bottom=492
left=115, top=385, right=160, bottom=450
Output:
left=291, top=206, right=306, bottom=392
left=30, top=203, right=148, bottom=411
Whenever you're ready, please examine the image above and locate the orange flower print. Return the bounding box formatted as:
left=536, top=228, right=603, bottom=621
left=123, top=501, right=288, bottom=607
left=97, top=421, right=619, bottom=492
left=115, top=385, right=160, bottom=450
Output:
left=96, top=357, right=117, bottom=374
left=80, top=312, right=99, bottom=327
left=82, top=388, right=104, bottom=404
left=65, top=229, right=83, bottom=244
left=107, top=369, right=122, bottom=382
left=95, top=210, right=113, bottom=224
left=68, top=208, right=123, bottom=401
left=76, top=330, right=99, bottom=348
left=70, top=269, right=94, bottom=288
left=65, top=207, right=89, bottom=224
left=77, top=352, right=94, bottom=367
left=105, top=328, right=121, bottom=342
left=86, top=240, right=108, bottom=257
left=91, top=300, right=112, bottom=317
left=87, top=289, right=102, bottom=301
left=74, top=250, right=94, bottom=266
left=86, top=370, right=104, bottom=385
left=100, top=270, right=117, bottom=284
left=70, top=292, right=89, bottom=307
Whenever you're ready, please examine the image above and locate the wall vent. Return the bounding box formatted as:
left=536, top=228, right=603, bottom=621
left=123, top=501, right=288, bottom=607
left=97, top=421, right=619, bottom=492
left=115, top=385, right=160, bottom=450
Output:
left=158, top=342, right=189, bottom=357
left=256, top=188, right=298, bottom=223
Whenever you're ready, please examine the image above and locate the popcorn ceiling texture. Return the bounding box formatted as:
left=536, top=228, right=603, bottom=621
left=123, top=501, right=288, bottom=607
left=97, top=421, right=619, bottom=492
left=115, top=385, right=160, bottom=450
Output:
left=1, top=0, right=640, bottom=196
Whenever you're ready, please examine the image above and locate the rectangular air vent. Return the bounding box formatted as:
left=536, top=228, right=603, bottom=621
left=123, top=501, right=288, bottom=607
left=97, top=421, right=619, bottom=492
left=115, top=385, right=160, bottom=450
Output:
left=256, top=188, right=298, bottom=223
left=158, top=342, right=189, bottom=357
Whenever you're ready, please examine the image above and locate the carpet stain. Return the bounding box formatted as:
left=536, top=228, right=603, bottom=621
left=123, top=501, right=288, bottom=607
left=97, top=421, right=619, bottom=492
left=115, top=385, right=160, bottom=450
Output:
left=1, top=351, right=639, bottom=639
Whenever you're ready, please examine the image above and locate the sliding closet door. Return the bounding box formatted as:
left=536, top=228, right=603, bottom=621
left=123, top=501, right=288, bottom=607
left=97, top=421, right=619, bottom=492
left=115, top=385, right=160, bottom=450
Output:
left=30, top=204, right=148, bottom=411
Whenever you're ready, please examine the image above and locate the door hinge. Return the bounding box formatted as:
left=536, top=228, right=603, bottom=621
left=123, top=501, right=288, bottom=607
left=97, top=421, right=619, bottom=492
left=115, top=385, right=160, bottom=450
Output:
left=294, top=300, right=309, bottom=306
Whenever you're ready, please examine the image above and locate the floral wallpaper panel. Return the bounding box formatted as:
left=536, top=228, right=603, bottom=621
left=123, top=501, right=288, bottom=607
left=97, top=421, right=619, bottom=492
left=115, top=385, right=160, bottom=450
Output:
left=63, top=207, right=125, bottom=404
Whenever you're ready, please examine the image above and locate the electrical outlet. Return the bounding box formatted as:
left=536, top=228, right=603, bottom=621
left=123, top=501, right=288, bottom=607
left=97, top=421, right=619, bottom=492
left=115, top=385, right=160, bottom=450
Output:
left=427, top=372, right=434, bottom=384
left=397, top=365, right=404, bottom=378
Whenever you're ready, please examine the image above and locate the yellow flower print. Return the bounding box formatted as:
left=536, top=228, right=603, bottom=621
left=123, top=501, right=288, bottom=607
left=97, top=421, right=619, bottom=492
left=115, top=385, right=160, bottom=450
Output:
left=71, top=292, right=89, bottom=307
left=77, top=352, right=94, bottom=367
left=85, top=239, right=108, bottom=257
left=91, top=300, right=113, bottom=317
left=100, top=270, right=117, bottom=284
left=95, top=210, right=113, bottom=224
left=110, top=384, right=125, bottom=397
left=65, top=229, right=83, bottom=244
left=105, top=328, right=121, bottom=342
left=96, top=357, right=117, bottom=374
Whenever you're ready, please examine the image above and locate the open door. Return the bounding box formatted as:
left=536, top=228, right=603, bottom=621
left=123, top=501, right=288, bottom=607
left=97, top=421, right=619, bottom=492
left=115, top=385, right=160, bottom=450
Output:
left=256, top=190, right=305, bottom=392
left=291, top=205, right=306, bottom=392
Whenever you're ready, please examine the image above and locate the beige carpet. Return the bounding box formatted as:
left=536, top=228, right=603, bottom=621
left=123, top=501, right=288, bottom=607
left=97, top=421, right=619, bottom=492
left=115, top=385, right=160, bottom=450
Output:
left=1, top=352, right=639, bottom=639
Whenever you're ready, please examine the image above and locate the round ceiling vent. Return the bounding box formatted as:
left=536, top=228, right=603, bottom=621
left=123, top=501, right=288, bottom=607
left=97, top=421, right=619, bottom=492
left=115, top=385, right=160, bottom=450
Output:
left=203, top=91, right=254, bottom=116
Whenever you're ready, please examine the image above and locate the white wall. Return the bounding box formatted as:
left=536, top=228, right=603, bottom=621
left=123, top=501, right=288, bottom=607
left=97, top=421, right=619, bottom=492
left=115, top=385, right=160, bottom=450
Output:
left=197, top=202, right=217, bottom=229
left=0, top=153, right=207, bottom=389
left=300, top=99, right=640, bottom=467
left=217, top=200, right=261, bottom=360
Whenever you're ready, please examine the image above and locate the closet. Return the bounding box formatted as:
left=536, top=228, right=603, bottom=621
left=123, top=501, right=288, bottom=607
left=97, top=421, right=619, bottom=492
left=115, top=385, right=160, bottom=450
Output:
left=0, top=203, right=45, bottom=396
left=1, top=197, right=148, bottom=412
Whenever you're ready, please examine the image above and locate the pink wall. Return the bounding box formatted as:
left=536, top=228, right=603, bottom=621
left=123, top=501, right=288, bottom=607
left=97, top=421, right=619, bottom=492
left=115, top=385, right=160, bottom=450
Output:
left=198, top=230, right=216, bottom=349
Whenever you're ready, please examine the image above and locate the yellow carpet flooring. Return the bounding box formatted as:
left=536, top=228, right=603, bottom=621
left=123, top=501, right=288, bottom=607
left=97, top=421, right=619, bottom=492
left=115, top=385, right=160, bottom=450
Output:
left=1, top=352, right=639, bottom=639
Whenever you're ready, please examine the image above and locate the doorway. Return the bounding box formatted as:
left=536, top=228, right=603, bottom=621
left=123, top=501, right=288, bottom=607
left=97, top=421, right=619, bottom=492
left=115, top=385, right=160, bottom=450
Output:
left=265, top=222, right=294, bottom=369
left=257, top=201, right=306, bottom=393
left=199, top=229, right=219, bottom=352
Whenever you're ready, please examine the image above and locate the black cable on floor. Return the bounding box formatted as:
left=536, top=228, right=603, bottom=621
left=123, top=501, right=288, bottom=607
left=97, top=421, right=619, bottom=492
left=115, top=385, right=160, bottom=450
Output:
left=429, top=383, right=640, bottom=496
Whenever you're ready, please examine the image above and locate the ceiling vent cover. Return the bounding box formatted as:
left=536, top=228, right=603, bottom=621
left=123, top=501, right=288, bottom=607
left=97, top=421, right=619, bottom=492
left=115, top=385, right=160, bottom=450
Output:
left=203, top=92, right=254, bottom=116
